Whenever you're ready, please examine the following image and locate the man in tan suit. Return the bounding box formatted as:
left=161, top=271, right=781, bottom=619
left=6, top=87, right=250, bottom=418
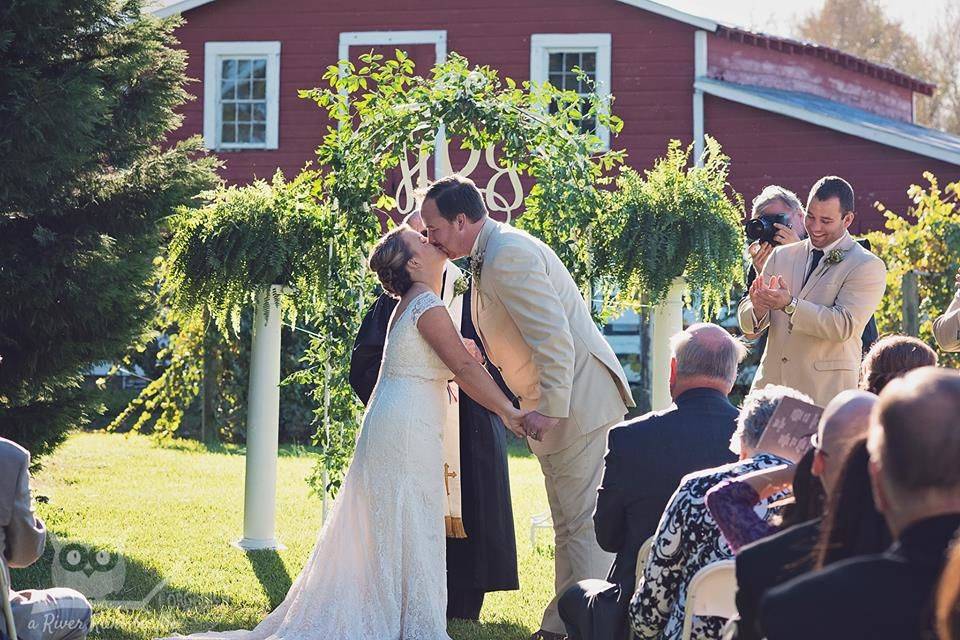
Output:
left=1, top=437, right=92, bottom=640
left=739, top=176, right=886, bottom=407
left=933, top=268, right=960, bottom=352
left=421, top=175, right=634, bottom=640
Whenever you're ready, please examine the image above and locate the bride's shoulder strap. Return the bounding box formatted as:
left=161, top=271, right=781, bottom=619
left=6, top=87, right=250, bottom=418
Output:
left=409, top=289, right=445, bottom=324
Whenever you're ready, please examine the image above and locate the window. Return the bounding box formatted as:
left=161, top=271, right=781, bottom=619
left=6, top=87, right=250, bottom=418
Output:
left=204, top=42, right=280, bottom=150
left=530, top=34, right=612, bottom=148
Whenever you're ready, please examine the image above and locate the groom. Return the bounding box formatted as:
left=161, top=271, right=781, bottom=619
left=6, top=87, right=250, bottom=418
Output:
left=421, top=175, right=635, bottom=640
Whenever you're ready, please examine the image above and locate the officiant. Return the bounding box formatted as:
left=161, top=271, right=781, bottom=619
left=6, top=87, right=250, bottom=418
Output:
left=349, top=210, right=519, bottom=620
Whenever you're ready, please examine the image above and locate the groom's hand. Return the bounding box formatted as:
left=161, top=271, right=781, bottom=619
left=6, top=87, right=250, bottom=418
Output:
left=523, top=411, right=560, bottom=442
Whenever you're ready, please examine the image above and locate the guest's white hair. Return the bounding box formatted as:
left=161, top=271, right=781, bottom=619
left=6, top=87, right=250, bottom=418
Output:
left=751, top=185, right=805, bottom=230
left=731, top=385, right=814, bottom=454
left=669, top=323, right=747, bottom=385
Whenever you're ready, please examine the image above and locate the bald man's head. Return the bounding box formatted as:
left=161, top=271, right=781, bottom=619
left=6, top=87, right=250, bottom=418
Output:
left=812, top=389, right=877, bottom=494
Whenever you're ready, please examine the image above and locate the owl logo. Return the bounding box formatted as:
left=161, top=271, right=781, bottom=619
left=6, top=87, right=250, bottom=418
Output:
left=50, top=535, right=127, bottom=600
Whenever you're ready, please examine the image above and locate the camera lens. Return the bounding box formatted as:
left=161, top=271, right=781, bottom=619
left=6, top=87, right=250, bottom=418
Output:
left=746, top=218, right=767, bottom=241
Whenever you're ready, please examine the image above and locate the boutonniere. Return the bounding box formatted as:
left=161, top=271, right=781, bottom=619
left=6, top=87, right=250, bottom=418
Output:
left=453, top=275, right=470, bottom=299
left=825, top=249, right=846, bottom=265
left=469, top=251, right=485, bottom=281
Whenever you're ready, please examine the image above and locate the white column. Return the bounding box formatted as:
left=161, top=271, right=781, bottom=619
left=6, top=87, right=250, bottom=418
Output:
left=234, top=285, right=285, bottom=551
left=650, top=278, right=685, bottom=412
left=693, top=30, right=707, bottom=164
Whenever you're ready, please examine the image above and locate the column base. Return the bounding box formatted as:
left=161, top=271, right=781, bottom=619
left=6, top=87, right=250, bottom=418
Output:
left=232, top=537, right=286, bottom=551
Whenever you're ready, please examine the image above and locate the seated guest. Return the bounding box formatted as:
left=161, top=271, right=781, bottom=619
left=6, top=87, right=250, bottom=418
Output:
left=938, top=537, right=960, bottom=640
left=1, top=437, right=92, bottom=640
left=559, top=323, right=745, bottom=640
left=720, top=389, right=875, bottom=640
left=628, top=385, right=810, bottom=640
left=934, top=267, right=960, bottom=352
left=761, top=367, right=960, bottom=640
left=860, top=334, right=937, bottom=395
left=811, top=439, right=891, bottom=570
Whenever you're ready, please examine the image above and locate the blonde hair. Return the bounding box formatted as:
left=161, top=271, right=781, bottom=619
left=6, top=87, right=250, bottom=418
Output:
left=368, top=225, right=414, bottom=299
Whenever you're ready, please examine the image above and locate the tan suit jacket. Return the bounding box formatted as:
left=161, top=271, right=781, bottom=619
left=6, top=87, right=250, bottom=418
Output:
left=738, top=234, right=886, bottom=407
left=933, top=293, right=960, bottom=352
left=470, top=219, right=634, bottom=455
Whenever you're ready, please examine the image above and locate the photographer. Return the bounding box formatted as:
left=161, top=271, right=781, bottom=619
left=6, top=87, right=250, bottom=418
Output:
left=746, top=186, right=807, bottom=286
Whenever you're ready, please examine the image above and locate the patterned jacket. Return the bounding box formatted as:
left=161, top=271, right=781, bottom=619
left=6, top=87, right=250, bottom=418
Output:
left=628, top=453, right=788, bottom=640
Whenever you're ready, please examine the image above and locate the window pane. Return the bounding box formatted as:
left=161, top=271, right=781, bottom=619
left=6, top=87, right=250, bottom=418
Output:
left=549, top=53, right=563, bottom=72
left=221, top=102, right=236, bottom=123
left=548, top=73, right=564, bottom=88
left=220, top=78, right=236, bottom=100
left=237, top=59, right=252, bottom=80
left=565, top=52, right=580, bottom=73
left=237, top=123, right=252, bottom=142
left=236, top=102, right=252, bottom=122
left=237, top=79, right=251, bottom=99
left=252, top=58, right=267, bottom=79
left=221, top=59, right=237, bottom=80
left=221, top=122, right=236, bottom=143
left=581, top=52, right=596, bottom=72
left=252, top=102, right=267, bottom=122
left=251, top=123, right=266, bottom=143
left=252, top=79, right=266, bottom=100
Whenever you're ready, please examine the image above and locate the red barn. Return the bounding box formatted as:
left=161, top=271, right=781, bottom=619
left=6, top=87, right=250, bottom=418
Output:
left=153, top=0, right=960, bottom=233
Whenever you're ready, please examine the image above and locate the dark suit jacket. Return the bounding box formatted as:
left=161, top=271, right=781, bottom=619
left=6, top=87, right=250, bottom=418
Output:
left=730, top=518, right=821, bottom=640
left=760, top=513, right=960, bottom=640
left=349, top=292, right=399, bottom=405
left=594, top=387, right=739, bottom=590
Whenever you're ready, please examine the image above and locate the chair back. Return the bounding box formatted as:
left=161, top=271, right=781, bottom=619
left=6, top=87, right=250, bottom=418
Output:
left=680, top=560, right=737, bottom=640
left=0, top=555, right=16, bottom=640
left=635, top=536, right=654, bottom=590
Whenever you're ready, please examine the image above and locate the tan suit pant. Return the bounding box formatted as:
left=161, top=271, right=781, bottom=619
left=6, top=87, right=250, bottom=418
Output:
left=537, top=422, right=616, bottom=634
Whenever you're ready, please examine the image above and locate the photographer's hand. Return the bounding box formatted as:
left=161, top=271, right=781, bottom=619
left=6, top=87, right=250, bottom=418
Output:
left=749, top=241, right=774, bottom=274
left=772, top=223, right=801, bottom=246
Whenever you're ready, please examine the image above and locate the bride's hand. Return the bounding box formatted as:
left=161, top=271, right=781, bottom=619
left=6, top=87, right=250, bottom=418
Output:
left=502, top=407, right=527, bottom=439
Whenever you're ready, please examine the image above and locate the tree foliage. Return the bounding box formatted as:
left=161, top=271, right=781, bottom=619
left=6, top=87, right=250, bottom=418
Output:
left=0, top=0, right=218, bottom=458
left=867, top=174, right=960, bottom=368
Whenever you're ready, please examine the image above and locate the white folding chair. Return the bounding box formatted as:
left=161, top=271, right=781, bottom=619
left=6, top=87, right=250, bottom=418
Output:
left=529, top=511, right=554, bottom=547
left=680, top=559, right=737, bottom=640
left=0, top=556, right=17, bottom=640
left=635, top=536, right=654, bottom=591
left=628, top=536, right=656, bottom=640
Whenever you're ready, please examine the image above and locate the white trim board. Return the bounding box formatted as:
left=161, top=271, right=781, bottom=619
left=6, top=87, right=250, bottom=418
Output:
left=203, top=41, right=281, bottom=151
left=696, top=78, right=960, bottom=167
left=530, top=33, right=613, bottom=149
left=614, top=0, right=719, bottom=31
left=149, top=0, right=216, bottom=18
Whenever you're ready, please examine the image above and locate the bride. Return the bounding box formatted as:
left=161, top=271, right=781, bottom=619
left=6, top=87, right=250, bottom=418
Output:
left=164, top=224, right=526, bottom=640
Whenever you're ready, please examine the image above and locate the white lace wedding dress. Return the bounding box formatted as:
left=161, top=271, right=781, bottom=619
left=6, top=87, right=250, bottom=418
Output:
left=166, top=290, right=454, bottom=640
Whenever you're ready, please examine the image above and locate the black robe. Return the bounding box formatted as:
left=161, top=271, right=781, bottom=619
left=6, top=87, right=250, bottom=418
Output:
left=348, top=285, right=520, bottom=594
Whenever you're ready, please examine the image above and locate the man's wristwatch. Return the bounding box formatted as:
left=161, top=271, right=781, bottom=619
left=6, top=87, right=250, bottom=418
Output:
left=784, top=297, right=798, bottom=316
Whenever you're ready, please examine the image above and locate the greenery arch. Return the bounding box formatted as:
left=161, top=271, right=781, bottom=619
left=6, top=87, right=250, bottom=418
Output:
left=112, top=50, right=746, bottom=493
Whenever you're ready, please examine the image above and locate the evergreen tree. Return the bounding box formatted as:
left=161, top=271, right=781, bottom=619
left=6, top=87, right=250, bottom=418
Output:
left=0, top=0, right=219, bottom=458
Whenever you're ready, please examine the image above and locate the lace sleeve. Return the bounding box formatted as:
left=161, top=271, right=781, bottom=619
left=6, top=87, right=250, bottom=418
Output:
left=408, top=291, right=446, bottom=325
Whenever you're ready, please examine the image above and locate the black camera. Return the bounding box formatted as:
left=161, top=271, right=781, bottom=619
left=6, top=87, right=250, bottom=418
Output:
left=746, top=213, right=791, bottom=245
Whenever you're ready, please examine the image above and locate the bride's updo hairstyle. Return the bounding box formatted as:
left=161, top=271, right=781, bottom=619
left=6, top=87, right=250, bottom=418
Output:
left=369, top=224, right=415, bottom=299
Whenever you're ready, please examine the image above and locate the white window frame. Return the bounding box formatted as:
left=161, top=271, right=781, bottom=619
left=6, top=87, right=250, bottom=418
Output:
left=530, top=33, right=612, bottom=149
left=338, top=30, right=447, bottom=176
left=204, top=41, right=281, bottom=150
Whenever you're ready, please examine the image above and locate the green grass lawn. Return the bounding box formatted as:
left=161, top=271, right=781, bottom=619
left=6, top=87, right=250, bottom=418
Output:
left=13, top=432, right=556, bottom=639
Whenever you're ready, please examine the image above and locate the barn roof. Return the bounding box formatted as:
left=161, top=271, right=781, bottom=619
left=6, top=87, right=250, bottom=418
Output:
left=696, top=77, right=960, bottom=166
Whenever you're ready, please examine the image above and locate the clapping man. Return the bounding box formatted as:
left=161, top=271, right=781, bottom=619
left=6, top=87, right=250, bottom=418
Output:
left=738, top=176, right=886, bottom=406
left=934, top=267, right=960, bottom=352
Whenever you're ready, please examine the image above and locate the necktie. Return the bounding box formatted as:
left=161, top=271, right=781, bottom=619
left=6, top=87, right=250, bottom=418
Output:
left=804, top=249, right=824, bottom=286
